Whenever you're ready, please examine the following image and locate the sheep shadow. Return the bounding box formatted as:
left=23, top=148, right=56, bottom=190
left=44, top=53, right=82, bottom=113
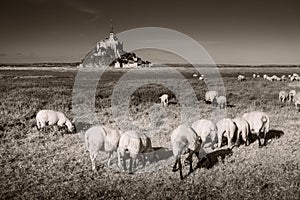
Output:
left=145, top=147, right=173, bottom=164
left=247, top=129, right=284, bottom=146
left=196, top=148, right=233, bottom=170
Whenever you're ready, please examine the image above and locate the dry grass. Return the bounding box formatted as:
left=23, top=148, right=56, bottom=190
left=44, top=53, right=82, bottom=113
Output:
left=0, top=66, right=299, bottom=199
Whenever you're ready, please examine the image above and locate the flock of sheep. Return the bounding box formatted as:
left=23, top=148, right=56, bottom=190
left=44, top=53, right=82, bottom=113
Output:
left=35, top=90, right=270, bottom=180
left=237, top=73, right=300, bottom=82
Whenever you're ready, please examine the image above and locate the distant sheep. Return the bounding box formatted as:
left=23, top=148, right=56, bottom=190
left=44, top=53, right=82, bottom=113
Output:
left=199, top=77, right=204, bottom=81
left=36, top=109, right=75, bottom=133
left=257, top=74, right=260, bottom=78
left=232, top=117, right=250, bottom=146
left=281, top=75, right=286, bottom=81
left=159, top=94, right=169, bottom=107
left=289, top=90, right=296, bottom=102
left=216, top=118, right=237, bottom=148
left=253, top=74, right=256, bottom=78
left=85, top=126, right=121, bottom=171
left=193, top=73, right=198, bottom=77
left=238, top=75, right=246, bottom=81
left=171, top=124, right=202, bottom=179
left=117, top=130, right=153, bottom=174
left=205, top=91, right=218, bottom=106
left=242, top=111, right=269, bottom=147
left=279, top=90, right=288, bottom=103
left=294, top=92, right=300, bottom=111
left=191, top=119, right=217, bottom=149
left=216, top=95, right=226, bottom=109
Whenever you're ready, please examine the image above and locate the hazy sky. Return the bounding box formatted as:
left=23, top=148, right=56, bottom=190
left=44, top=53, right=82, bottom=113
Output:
left=0, top=0, right=299, bottom=64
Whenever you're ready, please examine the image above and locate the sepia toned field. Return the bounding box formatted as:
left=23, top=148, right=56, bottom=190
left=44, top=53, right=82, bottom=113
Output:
left=0, top=66, right=299, bottom=199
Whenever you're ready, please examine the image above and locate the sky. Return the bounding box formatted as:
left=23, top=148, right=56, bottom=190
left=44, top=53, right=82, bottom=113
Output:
left=0, top=0, right=299, bottom=64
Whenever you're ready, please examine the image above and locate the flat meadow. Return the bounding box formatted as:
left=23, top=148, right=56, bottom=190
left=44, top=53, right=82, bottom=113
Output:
left=0, top=66, right=299, bottom=199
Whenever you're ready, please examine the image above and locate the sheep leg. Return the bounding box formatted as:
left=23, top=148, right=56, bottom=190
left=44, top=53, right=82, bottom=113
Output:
left=226, top=131, right=232, bottom=148
left=236, top=131, right=241, bottom=146
left=107, top=152, right=112, bottom=167
left=218, top=131, right=223, bottom=148
left=129, top=154, right=137, bottom=174
left=187, top=151, right=194, bottom=174
left=257, top=133, right=263, bottom=148
left=90, top=153, right=97, bottom=171
left=172, top=158, right=178, bottom=172
left=178, top=157, right=183, bottom=180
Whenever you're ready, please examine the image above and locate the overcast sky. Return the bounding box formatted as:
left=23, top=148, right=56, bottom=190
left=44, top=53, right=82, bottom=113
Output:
left=0, top=0, right=299, bottom=64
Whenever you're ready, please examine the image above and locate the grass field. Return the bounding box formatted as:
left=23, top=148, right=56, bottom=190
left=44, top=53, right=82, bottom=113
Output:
left=0, top=66, right=299, bottom=199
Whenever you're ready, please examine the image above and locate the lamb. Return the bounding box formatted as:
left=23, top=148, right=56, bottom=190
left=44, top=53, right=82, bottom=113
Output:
left=289, top=90, right=296, bottom=102
left=216, top=95, right=226, bottom=109
left=117, top=130, right=153, bottom=174
left=205, top=91, right=218, bottom=106
left=36, top=109, right=75, bottom=133
left=171, top=124, right=202, bottom=180
left=242, top=111, right=270, bottom=147
left=238, top=75, right=246, bottom=81
left=191, top=119, right=217, bottom=149
left=216, top=118, right=237, bottom=148
left=279, top=90, right=288, bottom=103
left=85, top=125, right=121, bottom=171
left=159, top=94, right=169, bottom=107
left=294, top=92, right=300, bottom=111
left=232, top=117, right=250, bottom=146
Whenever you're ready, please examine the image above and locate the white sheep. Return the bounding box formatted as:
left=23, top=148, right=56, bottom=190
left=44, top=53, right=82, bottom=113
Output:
left=171, top=124, right=202, bottom=180
left=238, top=75, right=246, bottom=81
left=281, top=75, right=286, bottom=81
left=199, top=77, right=204, bottom=81
left=279, top=90, right=288, bottom=103
left=216, top=118, right=237, bottom=148
left=205, top=91, right=218, bottom=106
left=232, top=117, right=250, bottom=146
left=85, top=125, right=121, bottom=171
left=289, top=90, right=296, bottom=102
left=193, top=73, right=198, bottom=77
left=253, top=74, right=256, bottom=78
left=191, top=119, right=217, bottom=149
left=36, top=109, right=75, bottom=132
left=242, top=111, right=270, bottom=147
left=117, top=130, right=153, bottom=174
left=294, top=92, right=300, bottom=111
left=263, top=74, right=268, bottom=79
left=257, top=74, right=260, bottom=78
left=216, top=95, right=226, bottom=109
left=159, top=94, right=169, bottom=107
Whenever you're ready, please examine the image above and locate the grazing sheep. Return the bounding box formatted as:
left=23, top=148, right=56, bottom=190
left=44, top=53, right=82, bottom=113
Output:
left=238, top=75, right=246, bottom=81
left=242, top=111, right=270, bottom=147
left=253, top=74, right=256, bottom=78
left=294, top=92, right=300, bottom=111
left=171, top=124, right=202, bottom=180
left=117, top=131, right=153, bottom=174
left=36, top=110, right=75, bottom=133
left=281, top=75, right=286, bottom=81
left=232, top=117, right=250, bottom=146
left=205, top=91, right=218, bottom=106
left=257, top=74, right=260, bottom=78
left=216, top=118, right=237, bottom=148
left=159, top=94, right=169, bottom=107
left=279, top=90, right=288, bottom=103
left=191, top=119, right=217, bottom=149
left=289, top=90, right=296, bottom=102
left=216, top=95, right=226, bottom=109
left=263, top=74, right=268, bottom=79
left=193, top=73, right=198, bottom=77
left=199, top=77, right=204, bottom=80
left=85, top=126, right=121, bottom=171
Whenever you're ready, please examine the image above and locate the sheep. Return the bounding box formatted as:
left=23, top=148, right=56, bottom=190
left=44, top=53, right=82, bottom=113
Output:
left=289, top=90, right=296, bottom=102
left=216, top=118, right=237, bottom=148
left=232, top=117, right=250, bottom=146
left=216, top=95, right=226, bottom=109
left=294, top=92, right=300, bottom=111
left=263, top=74, right=268, bottom=79
left=193, top=73, right=198, bottom=77
left=242, top=111, right=270, bottom=147
left=171, top=124, right=202, bottom=180
left=117, top=130, right=153, bottom=174
left=279, top=90, right=288, bottom=103
left=281, top=75, right=286, bottom=81
left=36, top=109, right=75, bottom=133
left=199, top=77, right=204, bottom=81
left=253, top=74, right=256, bottom=78
left=257, top=74, right=260, bottom=78
left=191, top=119, right=217, bottom=149
left=205, top=91, right=218, bottom=106
left=238, top=75, right=246, bottom=81
left=85, top=125, right=121, bottom=171
left=159, top=94, right=169, bottom=107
